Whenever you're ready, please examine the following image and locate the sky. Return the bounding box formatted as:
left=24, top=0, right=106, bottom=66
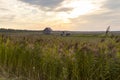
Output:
left=0, top=0, right=120, bottom=31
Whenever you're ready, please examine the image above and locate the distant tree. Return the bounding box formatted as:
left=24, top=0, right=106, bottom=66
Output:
left=43, top=27, right=52, bottom=35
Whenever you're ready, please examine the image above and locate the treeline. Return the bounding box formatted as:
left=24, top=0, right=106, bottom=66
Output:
left=0, top=28, right=41, bottom=33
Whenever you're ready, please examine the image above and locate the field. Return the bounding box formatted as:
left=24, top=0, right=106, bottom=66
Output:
left=0, top=31, right=120, bottom=80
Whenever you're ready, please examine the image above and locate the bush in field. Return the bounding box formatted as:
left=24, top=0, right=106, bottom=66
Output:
left=0, top=35, right=120, bottom=80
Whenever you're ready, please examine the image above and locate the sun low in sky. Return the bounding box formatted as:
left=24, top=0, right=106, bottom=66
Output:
left=0, top=0, right=120, bottom=31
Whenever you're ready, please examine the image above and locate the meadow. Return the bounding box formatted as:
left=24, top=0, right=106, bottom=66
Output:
left=0, top=32, right=120, bottom=80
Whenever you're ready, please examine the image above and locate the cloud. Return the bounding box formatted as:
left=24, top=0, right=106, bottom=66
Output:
left=55, top=7, right=73, bottom=12
left=20, top=0, right=64, bottom=10
left=0, top=0, right=120, bottom=31
left=0, top=8, right=9, bottom=11
left=65, top=0, right=120, bottom=31
left=0, top=0, right=64, bottom=30
left=0, top=0, right=44, bottom=23
left=70, top=9, right=120, bottom=31
left=103, top=0, right=120, bottom=10
left=0, top=15, right=15, bottom=22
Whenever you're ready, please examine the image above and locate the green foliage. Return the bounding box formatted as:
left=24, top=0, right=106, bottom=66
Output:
left=0, top=34, right=120, bottom=80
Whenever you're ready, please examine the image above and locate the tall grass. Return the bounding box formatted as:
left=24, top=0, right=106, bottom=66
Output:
left=0, top=35, right=120, bottom=80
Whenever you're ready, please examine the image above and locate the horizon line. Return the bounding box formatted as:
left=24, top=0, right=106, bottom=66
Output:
left=0, top=28, right=120, bottom=32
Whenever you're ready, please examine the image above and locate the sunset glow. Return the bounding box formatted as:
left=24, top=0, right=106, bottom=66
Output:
left=63, top=1, right=97, bottom=18
left=0, top=0, right=120, bottom=31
